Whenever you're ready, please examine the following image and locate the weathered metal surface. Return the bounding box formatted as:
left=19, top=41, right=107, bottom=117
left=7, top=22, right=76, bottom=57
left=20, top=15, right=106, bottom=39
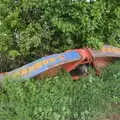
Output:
left=0, top=51, right=81, bottom=80
left=93, top=45, right=120, bottom=58
left=0, top=45, right=120, bottom=81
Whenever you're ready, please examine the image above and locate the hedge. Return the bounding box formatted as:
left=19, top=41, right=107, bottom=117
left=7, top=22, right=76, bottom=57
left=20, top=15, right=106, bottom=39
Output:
left=0, top=0, right=120, bottom=71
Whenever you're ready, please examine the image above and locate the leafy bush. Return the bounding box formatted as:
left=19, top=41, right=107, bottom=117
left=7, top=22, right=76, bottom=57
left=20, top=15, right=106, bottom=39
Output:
left=0, top=61, right=120, bottom=120
left=0, top=0, right=120, bottom=71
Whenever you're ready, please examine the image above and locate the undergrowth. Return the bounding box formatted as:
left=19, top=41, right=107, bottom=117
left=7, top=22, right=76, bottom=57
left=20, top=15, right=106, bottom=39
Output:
left=0, top=61, right=120, bottom=120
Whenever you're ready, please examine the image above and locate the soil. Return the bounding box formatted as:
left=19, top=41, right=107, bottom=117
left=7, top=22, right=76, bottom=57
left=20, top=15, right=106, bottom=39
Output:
left=97, top=103, right=120, bottom=120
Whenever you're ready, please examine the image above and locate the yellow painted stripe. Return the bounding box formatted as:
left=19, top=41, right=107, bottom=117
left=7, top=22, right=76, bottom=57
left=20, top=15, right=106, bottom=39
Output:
left=102, top=47, right=120, bottom=53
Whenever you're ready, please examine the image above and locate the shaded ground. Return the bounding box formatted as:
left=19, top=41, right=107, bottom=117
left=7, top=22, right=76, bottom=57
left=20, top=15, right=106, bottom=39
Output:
left=97, top=103, right=120, bottom=120
left=98, top=114, right=120, bottom=120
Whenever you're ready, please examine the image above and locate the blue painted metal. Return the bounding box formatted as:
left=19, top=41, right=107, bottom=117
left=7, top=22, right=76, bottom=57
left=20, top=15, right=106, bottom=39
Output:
left=0, top=51, right=81, bottom=81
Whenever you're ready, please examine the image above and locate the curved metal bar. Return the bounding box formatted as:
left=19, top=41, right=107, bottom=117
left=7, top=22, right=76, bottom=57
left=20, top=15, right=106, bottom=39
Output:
left=0, top=51, right=81, bottom=81
left=93, top=45, right=120, bottom=58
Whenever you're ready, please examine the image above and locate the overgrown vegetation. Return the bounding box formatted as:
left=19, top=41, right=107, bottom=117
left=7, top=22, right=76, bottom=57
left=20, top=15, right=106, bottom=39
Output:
left=0, top=0, right=120, bottom=71
left=0, top=0, right=120, bottom=119
left=0, top=61, right=120, bottom=120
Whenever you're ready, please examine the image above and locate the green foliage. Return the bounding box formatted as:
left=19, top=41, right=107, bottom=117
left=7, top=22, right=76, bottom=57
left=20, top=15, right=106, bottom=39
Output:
left=101, top=0, right=120, bottom=47
left=0, top=0, right=120, bottom=71
left=0, top=1, right=119, bottom=118
left=50, top=0, right=105, bottom=47
left=0, top=61, right=120, bottom=120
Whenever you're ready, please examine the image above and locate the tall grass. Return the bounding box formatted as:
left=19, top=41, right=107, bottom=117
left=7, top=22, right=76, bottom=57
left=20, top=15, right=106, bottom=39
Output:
left=0, top=61, right=120, bottom=120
